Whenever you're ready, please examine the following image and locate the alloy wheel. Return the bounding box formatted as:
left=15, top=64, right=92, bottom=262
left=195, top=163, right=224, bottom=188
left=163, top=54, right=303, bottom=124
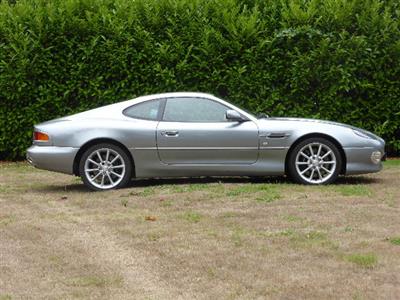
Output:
left=295, top=142, right=337, bottom=184
left=84, top=148, right=126, bottom=189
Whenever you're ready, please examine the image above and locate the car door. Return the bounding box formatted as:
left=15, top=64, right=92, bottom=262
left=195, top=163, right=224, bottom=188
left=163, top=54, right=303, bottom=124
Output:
left=156, top=97, right=259, bottom=164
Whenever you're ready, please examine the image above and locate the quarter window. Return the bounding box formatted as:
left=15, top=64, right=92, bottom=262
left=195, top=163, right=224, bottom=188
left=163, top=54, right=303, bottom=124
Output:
left=123, top=99, right=161, bottom=120
left=163, top=97, right=228, bottom=122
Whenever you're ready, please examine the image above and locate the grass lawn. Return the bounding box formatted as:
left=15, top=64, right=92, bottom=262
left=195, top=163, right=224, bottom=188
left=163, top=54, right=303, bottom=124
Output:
left=0, top=160, right=399, bottom=299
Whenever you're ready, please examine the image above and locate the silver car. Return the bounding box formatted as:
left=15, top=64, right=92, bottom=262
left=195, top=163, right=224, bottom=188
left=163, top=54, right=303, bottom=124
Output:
left=27, top=92, right=385, bottom=190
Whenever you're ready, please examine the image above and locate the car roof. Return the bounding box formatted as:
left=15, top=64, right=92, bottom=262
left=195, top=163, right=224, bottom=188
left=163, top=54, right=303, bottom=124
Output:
left=115, top=91, right=222, bottom=110
left=134, top=92, right=217, bottom=102
left=66, top=92, right=221, bottom=120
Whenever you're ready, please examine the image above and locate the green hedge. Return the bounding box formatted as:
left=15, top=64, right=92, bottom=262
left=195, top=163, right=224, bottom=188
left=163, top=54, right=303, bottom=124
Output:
left=1, top=0, right=399, bottom=159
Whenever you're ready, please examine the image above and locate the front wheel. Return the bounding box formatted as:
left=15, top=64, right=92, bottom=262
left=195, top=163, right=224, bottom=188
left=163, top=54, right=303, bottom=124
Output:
left=288, top=138, right=342, bottom=185
left=79, top=143, right=132, bottom=191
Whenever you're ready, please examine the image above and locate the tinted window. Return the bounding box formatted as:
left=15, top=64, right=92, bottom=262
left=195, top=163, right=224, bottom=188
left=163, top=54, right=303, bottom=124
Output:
left=124, top=99, right=161, bottom=120
left=163, top=97, right=228, bottom=122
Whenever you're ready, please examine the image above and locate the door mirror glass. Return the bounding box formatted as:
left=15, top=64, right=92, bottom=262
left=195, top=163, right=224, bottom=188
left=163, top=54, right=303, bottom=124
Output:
left=226, top=110, right=246, bottom=122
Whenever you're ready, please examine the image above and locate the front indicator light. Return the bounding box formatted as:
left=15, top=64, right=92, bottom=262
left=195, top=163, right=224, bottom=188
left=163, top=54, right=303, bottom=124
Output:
left=34, top=131, right=49, bottom=141
left=371, top=151, right=382, bottom=164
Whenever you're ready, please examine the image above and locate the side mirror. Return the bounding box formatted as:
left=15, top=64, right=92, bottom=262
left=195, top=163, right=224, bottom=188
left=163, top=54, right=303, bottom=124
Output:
left=226, top=110, right=247, bottom=122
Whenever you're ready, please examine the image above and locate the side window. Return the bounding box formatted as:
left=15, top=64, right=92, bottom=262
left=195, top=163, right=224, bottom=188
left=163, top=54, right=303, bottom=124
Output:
left=123, top=99, right=161, bottom=120
left=163, top=97, right=228, bottom=122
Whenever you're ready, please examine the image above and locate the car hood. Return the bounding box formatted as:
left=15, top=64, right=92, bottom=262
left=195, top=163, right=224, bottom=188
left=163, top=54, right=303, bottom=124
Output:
left=265, top=117, right=356, bottom=129
left=258, top=117, right=382, bottom=141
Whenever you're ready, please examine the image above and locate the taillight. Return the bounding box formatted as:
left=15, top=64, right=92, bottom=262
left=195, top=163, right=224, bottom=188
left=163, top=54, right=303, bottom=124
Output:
left=34, top=131, right=49, bottom=141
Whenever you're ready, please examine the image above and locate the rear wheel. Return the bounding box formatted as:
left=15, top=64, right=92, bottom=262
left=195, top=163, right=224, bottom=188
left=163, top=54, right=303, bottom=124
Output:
left=288, top=137, right=342, bottom=185
left=79, top=143, right=132, bottom=191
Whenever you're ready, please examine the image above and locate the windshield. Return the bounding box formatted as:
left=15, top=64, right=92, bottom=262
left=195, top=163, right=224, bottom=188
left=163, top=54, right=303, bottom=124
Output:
left=233, top=103, right=269, bottom=119
left=226, top=101, right=257, bottom=118
left=219, top=97, right=269, bottom=119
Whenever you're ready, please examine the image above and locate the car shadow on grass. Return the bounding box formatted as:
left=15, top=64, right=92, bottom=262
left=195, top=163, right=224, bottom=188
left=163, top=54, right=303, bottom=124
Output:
left=128, top=175, right=381, bottom=188
left=35, top=183, right=89, bottom=193
left=35, top=175, right=381, bottom=193
left=129, top=175, right=292, bottom=187
left=334, top=176, right=381, bottom=185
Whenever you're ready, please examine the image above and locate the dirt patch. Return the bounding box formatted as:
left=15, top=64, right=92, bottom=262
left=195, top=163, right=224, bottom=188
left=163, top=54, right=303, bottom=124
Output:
left=1, top=161, right=399, bottom=299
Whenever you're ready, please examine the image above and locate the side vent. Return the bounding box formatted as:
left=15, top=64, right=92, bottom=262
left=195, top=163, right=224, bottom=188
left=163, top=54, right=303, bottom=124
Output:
left=265, top=132, right=290, bottom=139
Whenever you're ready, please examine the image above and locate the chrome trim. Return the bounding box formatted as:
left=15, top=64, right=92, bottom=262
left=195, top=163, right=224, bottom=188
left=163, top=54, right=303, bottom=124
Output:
left=134, top=146, right=288, bottom=150
left=132, top=147, right=157, bottom=150
left=26, top=155, right=34, bottom=165
left=136, top=147, right=259, bottom=150
left=259, top=132, right=290, bottom=138
left=260, top=147, right=289, bottom=150
left=343, top=147, right=376, bottom=150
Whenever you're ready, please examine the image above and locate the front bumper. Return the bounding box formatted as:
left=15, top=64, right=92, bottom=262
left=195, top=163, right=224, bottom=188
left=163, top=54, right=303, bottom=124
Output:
left=26, top=145, right=79, bottom=175
left=344, top=147, right=384, bottom=175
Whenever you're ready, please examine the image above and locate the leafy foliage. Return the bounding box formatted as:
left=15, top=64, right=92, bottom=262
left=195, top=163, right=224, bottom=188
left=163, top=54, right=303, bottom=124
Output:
left=0, top=0, right=399, bottom=159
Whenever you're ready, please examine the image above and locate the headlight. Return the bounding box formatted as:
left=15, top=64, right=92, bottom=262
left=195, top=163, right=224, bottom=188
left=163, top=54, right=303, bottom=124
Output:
left=371, top=151, right=382, bottom=164
left=353, top=129, right=373, bottom=139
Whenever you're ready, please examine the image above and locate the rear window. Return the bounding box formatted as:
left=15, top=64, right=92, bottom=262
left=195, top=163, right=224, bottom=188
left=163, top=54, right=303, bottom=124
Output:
left=123, top=99, right=161, bottom=120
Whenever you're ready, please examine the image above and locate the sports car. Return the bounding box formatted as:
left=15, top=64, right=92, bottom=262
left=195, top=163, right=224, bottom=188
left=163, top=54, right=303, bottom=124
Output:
left=27, top=92, right=385, bottom=190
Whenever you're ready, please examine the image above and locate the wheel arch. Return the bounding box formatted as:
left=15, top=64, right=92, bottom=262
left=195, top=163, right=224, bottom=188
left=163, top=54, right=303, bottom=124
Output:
left=73, top=138, right=135, bottom=177
left=284, top=133, right=346, bottom=175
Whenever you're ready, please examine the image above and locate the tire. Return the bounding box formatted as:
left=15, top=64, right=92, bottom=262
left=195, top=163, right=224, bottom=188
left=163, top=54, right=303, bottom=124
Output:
left=79, top=143, right=132, bottom=191
left=287, top=137, right=342, bottom=185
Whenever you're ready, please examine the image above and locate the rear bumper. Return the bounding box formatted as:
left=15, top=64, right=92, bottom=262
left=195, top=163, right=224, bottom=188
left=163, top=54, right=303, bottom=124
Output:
left=344, top=147, right=384, bottom=175
left=26, top=145, right=79, bottom=175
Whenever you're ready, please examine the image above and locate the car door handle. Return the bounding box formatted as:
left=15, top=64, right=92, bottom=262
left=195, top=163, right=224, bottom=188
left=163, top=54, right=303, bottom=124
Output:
left=161, top=130, right=179, bottom=137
